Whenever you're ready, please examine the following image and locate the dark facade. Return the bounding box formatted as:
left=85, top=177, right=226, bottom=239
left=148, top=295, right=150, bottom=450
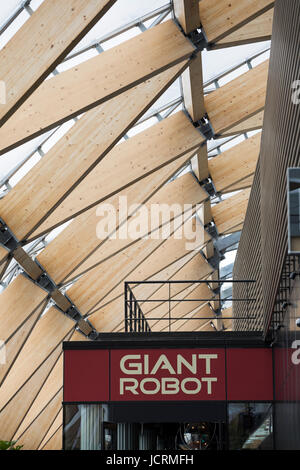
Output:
left=233, top=0, right=300, bottom=450
left=233, top=0, right=300, bottom=334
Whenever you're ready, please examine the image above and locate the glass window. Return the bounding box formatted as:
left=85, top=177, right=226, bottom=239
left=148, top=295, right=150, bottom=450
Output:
left=228, top=403, right=273, bottom=450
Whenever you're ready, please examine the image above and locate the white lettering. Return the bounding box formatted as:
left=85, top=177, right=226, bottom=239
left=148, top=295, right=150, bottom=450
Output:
left=161, top=377, right=180, bottom=394
left=198, top=354, right=218, bottom=374
left=150, top=354, right=176, bottom=375
left=181, top=377, right=201, bottom=394
left=177, top=354, right=197, bottom=374
left=202, top=377, right=217, bottom=395
left=120, top=355, right=142, bottom=375
left=120, top=378, right=139, bottom=395
left=140, top=378, right=160, bottom=394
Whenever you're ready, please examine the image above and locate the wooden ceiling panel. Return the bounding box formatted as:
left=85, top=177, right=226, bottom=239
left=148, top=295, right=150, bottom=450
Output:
left=0, top=20, right=194, bottom=153
left=199, top=0, right=274, bottom=44
left=221, top=110, right=264, bottom=136
left=0, top=274, right=46, bottom=343
left=0, top=307, right=74, bottom=410
left=153, top=289, right=213, bottom=332
left=172, top=304, right=214, bottom=332
left=69, top=215, right=203, bottom=315
left=212, top=189, right=251, bottom=235
left=14, top=390, right=62, bottom=450
left=0, top=0, right=117, bottom=126
left=31, top=112, right=204, bottom=238
left=0, top=342, right=62, bottom=442
left=0, top=62, right=190, bottom=242
left=214, top=9, right=274, bottom=48
left=205, top=60, right=269, bottom=134
left=59, top=172, right=206, bottom=284
left=209, top=132, right=261, bottom=192
left=224, top=175, right=254, bottom=193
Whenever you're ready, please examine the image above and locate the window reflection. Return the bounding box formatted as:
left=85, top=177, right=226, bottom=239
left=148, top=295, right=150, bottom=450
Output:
left=228, top=403, right=273, bottom=450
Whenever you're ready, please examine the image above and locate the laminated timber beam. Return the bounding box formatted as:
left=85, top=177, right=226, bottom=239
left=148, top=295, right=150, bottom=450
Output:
left=221, top=111, right=264, bottom=137
left=0, top=341, right=64, bottom=442
left=68, top=214, right=206, bottom=315
left=149, top=284, right=214, bottom=332
left=208, top=132, right=261, bottom=193
left=140, top=253, right=213, bottom=317
left=0, top=0, right=117, bottom=127
left=191, top=143, right=209, bottom=182
left=204, top=60, right=269, bottom=135
left=212, top=189, right=251, bottom=235
left=0, top=63, right=193, bottom=243
left=91, top=254, right=213, bottom=333
left=173, top=2, right=206, bottom=179
left=0, top=307, right=75, bottom=410
left=199, top=0, right=274, bottom=46
left=37, top=170, right=207, bottom=285
left=212, top=8, right=274, bottom=49
left=173, top=0, right=201, bottom=34
left=111, top=252, right=206, bottom=332
left=28, top=111, right=204, bottom=240
left=129, top=246, right=211, bottom=304
left=171, top=305, right=215, bottom=332
left=224, top=175, right=254, bottom=193
left=11, top=330, right=85, bottom=445
left=0, top=20, right=195, bottom=154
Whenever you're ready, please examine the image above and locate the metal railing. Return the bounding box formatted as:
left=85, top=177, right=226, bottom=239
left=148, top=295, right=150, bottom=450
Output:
left=124, top=280, right=256, bottom=333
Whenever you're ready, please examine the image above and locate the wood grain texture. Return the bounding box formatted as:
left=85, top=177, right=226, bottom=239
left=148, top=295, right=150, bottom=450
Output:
left=173, top=0, right=201, bottom=34
left=214, top=8, right=274, bottom=48
left=209, top=133, right=261, bottom=192
left=91, top=253, right=213, bottom=332
left=212, top=189, right=251, bottom=235
left=14, top=390, right=62, bottom=450
left=38, top=168, right=205, bottom=285
left=199, top=0, right=274, bottom=43
left=0, top=274, right=46, bottom=343
left=68, top=216, right=204, bottom=315
left=0, top=342, right=62, bottom=441
left=181, top=53, right=206, bottom=122
left=0, top=307, right=74, bottom=410
left=221, top=110, right=264, bottom=136
left=171, top=304, right=214, bottom=332
left=0, top=20, right=194, bottom=153
left=205, top=60, right=269, bottom=134
left=0, top=62, right=190, bottom=241
left=13, top=330, right=86, bottom=442
left=222, top=175, right=254, bottom=193
left=0, top=0, right=116, bottom=127
left=30, top=111, right=204, bottom=238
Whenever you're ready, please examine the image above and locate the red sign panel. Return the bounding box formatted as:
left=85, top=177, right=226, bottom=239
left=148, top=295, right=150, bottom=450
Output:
left=64, top=349, right=109, bottom=402
left=110, top=349, right=226, bottom=401
left=226, top=348, right=273, bottom=401
left=63, top=347, right=274, bottom=402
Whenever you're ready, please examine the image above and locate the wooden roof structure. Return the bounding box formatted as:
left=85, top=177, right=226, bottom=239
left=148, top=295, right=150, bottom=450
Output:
left=0, top=0, right=273, bottom=449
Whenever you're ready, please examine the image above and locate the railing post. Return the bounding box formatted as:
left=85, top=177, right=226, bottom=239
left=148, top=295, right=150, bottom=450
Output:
left=124, top=282, right=128, bottom=333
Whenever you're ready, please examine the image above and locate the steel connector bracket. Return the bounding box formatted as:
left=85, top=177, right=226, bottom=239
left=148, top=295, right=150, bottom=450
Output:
left=0, top=218, right=18, bottom=251
left=187, top=29, right=208, bottom=52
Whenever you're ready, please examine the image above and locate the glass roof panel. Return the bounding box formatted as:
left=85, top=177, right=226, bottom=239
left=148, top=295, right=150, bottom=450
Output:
left=202, top=41, right=271, bottom=84
left=69, top=0, right=169, bottom=56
